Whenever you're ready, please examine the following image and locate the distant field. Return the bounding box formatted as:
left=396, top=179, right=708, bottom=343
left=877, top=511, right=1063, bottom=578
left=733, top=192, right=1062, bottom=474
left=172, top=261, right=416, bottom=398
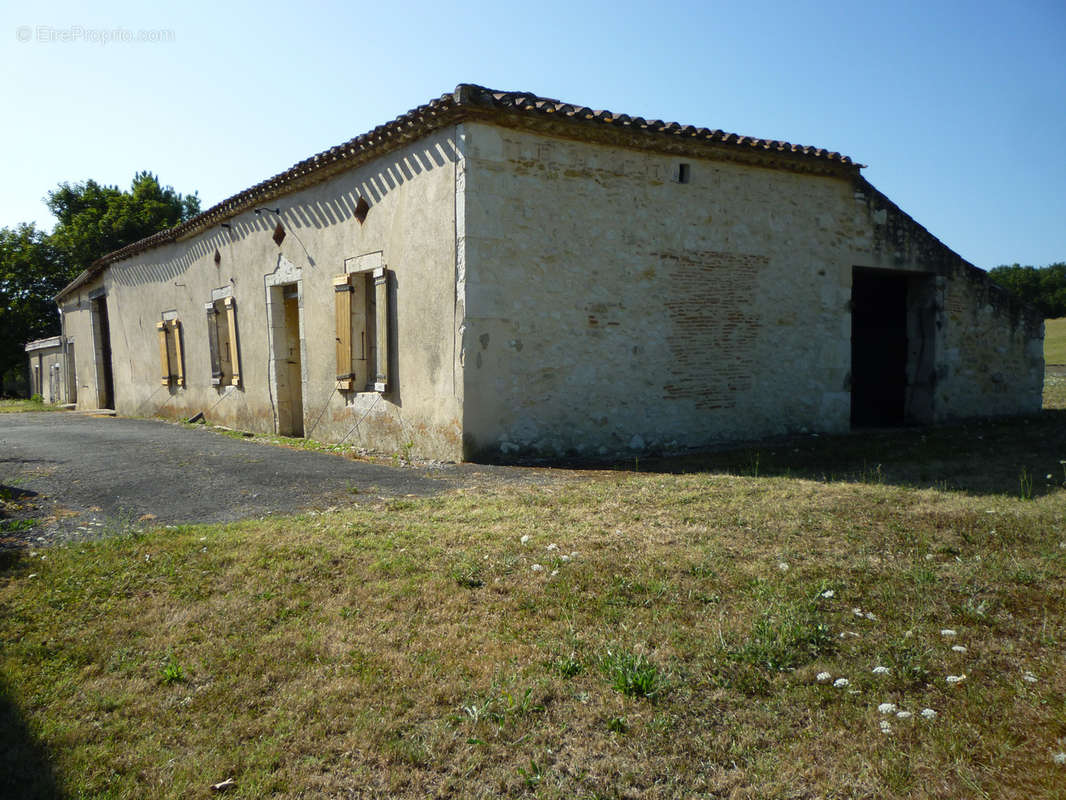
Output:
left=1045, top=317, right=1066, bottom=365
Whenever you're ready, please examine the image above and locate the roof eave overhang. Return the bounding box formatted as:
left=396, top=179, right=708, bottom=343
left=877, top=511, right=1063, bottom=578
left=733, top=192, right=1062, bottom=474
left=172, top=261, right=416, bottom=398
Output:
left=54, top=84, right=860, bottom=301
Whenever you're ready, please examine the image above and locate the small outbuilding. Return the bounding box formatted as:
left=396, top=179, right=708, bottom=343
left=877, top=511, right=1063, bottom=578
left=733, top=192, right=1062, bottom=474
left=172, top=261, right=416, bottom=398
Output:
left=24, top=336, right=74, bottom=405
left=54, top=84, right=1044, bottom=461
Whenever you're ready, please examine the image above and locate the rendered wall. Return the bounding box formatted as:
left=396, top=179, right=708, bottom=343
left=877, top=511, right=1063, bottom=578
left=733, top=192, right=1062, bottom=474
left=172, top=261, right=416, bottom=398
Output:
left=61, top=129, right=463, bottom=460
left=24, top=338, right=69, bottom=404
left=458, top=123, right=1043, bottom=459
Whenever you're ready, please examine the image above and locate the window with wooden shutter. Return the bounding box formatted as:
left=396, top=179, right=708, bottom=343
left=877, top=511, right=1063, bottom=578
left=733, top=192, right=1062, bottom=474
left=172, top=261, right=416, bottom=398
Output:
left=205, top=296, right=241, bottom=388
left=223, top=297, right=241, bottom=386
left=372, top=267, right=388, bottom=392
left=205, top=302, right=222, bottom=385
left=157, top=318, right=185, bottom=387
left=334, top=274, right=354, bottom=390
left=335, top=266, right=390, bottom=393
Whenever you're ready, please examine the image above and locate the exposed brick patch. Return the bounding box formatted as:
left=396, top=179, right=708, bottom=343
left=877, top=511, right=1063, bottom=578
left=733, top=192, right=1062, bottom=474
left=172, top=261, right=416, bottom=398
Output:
left=658, top=250, right=767, bottom=409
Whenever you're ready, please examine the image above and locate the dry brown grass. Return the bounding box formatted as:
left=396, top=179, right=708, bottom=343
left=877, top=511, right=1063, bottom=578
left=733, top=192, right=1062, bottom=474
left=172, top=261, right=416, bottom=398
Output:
left=2, top=388, right=1066, bottom=798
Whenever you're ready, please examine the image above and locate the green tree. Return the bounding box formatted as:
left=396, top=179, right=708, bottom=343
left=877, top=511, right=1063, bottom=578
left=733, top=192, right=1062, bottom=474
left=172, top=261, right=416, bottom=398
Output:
left=46, top=171, right=200, bottom=272
left=0, top=224, right=64, bottom=392
left=988, top=262, right=1066, bottom=318
left=1, top=173, right=199, bottom=395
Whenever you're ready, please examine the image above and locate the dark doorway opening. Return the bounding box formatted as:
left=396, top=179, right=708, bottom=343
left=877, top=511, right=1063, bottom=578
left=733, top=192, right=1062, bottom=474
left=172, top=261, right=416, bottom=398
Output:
left=851, top=269, right=909, bottom=427
left=91, top=295, right=115, bottom=410
left=850, top=268, right=937, bottom=428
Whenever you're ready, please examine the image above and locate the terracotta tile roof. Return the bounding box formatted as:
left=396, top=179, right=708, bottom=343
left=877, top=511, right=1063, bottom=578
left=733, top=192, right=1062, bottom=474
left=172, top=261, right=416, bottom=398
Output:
left=458, top=84, right=856, bottom=167
left=57, top=84, right=860, bottom=299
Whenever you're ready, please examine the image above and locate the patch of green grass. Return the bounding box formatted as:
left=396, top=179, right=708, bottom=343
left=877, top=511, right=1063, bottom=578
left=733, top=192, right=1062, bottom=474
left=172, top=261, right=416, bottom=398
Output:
left=0, top=398, right=61, bottom=413
left=601, top=648, right=667, bottom=700
left=159, top=653, right=185, bottom=685
left=1044, top=317, right=1066, bottom=365
left=729, top=594, right=835, bottom=672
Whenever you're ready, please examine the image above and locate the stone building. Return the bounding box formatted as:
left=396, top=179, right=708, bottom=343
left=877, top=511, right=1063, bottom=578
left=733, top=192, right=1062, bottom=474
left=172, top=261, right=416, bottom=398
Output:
left=24, top=336, right=74, bottom=405
left=54, top=84, right=1043, bottom=461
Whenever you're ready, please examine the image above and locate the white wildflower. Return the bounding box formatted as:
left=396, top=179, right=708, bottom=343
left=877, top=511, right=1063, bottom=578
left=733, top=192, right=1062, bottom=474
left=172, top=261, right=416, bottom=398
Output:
left=778, top=562, right=790, bottom=571
left=940, top=629, right=957, bottom=637
left=877, top=703, right=897, bottom=714
left=921, top=708, right=937, bottom=719
left=546, top=543, right=559, bottom=551
left=896, top=710, right=912, bottom=719
left=530, top=563, right=544, bottom=572
left=1022, top=671, right=1038, bottom=683
left=550, top=569, right=559, bottom=577
left=816, top=672, right=832, bottom=683
left=520, top=535, right=530, bottom=545
left=821, top=589, right=835, bottom=599
left=879, top=720, right=893, bottom=734
left=560, top=554, right=571, bottom=562
left=833, top=678, right=850, bottom=689
left=946, top=674, right=966, bottom=685
left=852, top=607, right=864, bottom=617
left=952, top=645, right=967, bottom=653
left=872, top=666, right=890, bottom=675
left=864, top=611, right=877, bottom=621
left=1053, top=752, right=1066, bottom=765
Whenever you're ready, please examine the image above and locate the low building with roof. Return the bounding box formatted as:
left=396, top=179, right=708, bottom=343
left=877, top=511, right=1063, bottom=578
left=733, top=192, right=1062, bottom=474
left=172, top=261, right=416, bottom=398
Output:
left=24, top=336, right=74, bottom=405
left=54, top=84, right=1044, bottom=460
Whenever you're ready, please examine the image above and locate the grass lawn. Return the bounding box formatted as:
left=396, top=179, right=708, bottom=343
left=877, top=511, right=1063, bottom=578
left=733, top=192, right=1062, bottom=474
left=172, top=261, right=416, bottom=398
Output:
left=2, top=402, right=1066, bottom=797
left=0, top=398, right=61, bottom=414
left=1044, top=317, right=1066, bottom=365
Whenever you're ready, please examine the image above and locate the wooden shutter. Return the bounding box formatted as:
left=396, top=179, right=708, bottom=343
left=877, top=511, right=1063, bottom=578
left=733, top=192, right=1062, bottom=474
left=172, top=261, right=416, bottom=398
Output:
left=157, top=322, right=170, bottom=386
left=205, top=303, right=222, bottom=385
left=334, top=274, right=354, bottom=390
left=223, top=296, right=240, bottom=386
left=373, top=268, right=388, bottom=392
left=169, top=320, right=185, bottom=387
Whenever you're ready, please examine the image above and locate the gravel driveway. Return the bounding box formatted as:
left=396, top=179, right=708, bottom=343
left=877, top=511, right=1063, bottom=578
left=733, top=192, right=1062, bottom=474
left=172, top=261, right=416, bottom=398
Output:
left=0, top=413, right=569, bottom=548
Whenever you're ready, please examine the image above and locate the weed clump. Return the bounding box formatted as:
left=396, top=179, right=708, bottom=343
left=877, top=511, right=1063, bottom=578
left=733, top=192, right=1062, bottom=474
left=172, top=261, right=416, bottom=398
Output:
left=601, top=648, right=667, bottom=700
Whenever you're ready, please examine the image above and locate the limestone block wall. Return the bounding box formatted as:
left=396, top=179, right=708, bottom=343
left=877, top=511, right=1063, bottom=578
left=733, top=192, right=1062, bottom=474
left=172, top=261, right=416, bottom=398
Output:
left=458, top=123, right=865, bottom=458
left=61, top=129, right=464, bottom=460
left=458, top=123, right=1043, bottom=460
left=933, top=266, right=1044, bottom=418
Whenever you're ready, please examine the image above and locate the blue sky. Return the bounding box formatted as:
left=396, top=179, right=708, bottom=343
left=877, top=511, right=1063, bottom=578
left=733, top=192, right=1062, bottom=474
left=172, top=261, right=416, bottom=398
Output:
left=2, top=0, right=1063, bottom=270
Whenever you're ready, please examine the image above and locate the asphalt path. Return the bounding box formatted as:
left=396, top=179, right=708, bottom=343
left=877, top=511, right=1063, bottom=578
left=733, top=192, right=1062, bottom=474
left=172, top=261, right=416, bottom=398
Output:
left=0, top=413, right=537, bottom=548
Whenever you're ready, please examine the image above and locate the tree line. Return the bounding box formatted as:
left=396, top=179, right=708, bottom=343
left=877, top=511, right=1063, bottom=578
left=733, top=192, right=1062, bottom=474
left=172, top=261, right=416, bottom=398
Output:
left=1, top=172, right=199, bottom=395
left=988, top=263, right=1066, bottom=319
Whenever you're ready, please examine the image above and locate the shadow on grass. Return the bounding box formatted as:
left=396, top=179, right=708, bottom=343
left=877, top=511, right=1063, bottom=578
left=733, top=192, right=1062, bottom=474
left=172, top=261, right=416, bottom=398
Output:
left=0, top=675, right=64, bottom=799
left=597, top=410, right=1066, bottom=498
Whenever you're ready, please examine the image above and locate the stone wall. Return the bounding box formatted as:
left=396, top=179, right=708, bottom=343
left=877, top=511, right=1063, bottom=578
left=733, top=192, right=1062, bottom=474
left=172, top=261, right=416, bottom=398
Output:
left=458, top=122, right=1043, bottom=459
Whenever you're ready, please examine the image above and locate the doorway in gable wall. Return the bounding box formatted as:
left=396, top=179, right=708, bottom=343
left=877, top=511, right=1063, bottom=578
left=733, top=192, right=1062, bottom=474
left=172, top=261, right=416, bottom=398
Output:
left=850, top=267, right=936, bottom=428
